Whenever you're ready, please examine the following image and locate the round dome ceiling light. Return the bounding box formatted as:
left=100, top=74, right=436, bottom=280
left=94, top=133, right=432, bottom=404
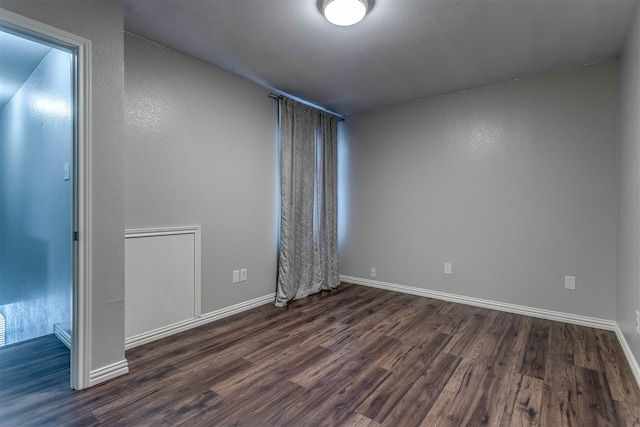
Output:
left=322, top=0, right=369, bottom=26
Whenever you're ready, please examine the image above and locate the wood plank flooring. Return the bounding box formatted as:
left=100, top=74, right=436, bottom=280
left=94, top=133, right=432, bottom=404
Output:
left=1, top=282, right=640, bottom=426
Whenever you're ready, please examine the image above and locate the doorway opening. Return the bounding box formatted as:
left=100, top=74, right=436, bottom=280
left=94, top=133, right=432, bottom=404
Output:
left=0, top=28, right=74, bottom=349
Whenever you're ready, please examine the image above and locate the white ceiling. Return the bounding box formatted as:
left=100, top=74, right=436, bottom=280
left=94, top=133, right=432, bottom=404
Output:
left=122, top=0, right=639, bottom=115
left=0, top=30, right=51, bottom=111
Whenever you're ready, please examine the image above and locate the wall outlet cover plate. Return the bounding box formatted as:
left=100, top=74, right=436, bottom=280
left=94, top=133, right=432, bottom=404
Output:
left=564, top=276, right=576, bottom=290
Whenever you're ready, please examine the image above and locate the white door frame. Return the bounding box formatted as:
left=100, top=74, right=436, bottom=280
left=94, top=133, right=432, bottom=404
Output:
left=0, top=9, right=92, bottom=390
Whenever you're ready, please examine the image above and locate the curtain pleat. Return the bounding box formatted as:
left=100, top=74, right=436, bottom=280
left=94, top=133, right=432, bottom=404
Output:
left=276, top=98, right=339, bottom=306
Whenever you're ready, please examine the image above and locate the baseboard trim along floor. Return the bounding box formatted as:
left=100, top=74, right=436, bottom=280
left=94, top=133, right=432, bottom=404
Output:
left=90, top=359, right=129, bottom=387
left=124, top=293, right=276, bottom=350
left=53, top=323, right=71, bottom=350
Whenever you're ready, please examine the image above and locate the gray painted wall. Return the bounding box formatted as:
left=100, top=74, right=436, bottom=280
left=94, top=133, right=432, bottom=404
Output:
left=0, top=0, right=126, bottom=369
left=618, top=3, right=640, bottom=362
left=124, top=33, right=278, bottom=312
left=0, top=48, right=73, bottom=345
left=340, top=61, right=619, bottom=320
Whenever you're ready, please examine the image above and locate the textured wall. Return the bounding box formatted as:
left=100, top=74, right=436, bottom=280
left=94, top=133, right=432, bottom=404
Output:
left=618, top=3, right=640, bottom=362
left=340, top=61, right=619, bottom=320
left=124, top=33, right=278, bottom=312
left=0, top=48, right=73, bottom=344
left=0, top=0, right=126, bottom=370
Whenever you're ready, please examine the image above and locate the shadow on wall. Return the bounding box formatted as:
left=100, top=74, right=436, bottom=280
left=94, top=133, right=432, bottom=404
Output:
left=0, top=233, right=56, bottom=345
left=337, top=121, right=349, bottom=248
left=1, top=233, right=48, bottom=304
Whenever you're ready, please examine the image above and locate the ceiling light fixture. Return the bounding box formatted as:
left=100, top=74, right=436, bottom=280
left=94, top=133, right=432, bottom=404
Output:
left=322, top=0, right=369, bottom=26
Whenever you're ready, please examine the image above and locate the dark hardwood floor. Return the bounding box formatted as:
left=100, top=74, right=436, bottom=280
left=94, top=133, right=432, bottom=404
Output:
left=2, top=282, right=640, bottom=426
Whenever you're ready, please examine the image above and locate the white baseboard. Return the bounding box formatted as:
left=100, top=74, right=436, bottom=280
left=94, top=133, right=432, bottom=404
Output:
left=56, top=324, right=129, bottom=388
left=125, top=293, right=275, bottom=350
left=340, top=275, right=616, bottom=331
left=90, top=359, right=129, bottom=387
left=613, top=324, right=640, bottom=391
left=53, top=324, right=71, bottom=350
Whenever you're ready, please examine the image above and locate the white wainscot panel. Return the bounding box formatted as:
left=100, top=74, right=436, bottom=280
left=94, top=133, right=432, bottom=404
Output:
left=125, top=226, right=201, bottom=344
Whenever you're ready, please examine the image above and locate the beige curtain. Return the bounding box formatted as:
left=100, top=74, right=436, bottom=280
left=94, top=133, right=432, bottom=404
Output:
left=276, top=98, right=339, bottom=306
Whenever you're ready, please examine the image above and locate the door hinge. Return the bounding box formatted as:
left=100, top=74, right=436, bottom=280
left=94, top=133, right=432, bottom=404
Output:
left=74, top=231, right=79, bottom=241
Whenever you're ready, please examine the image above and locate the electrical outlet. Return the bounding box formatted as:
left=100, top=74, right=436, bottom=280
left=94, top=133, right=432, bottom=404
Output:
left=240, top=268, right=247, bottom=282
left=564, top=276, right=576, bottom=290
left=370, top=268, right=376, bottom=278
left=635, top=310, right=640, bottom=334
left=233, top=270, right=240, bottom=284
left=444, top=263, right=452, bottom=275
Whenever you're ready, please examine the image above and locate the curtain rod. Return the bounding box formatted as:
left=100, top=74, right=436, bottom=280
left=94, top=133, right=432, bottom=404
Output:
left=268, top=92, right=344, bottom=121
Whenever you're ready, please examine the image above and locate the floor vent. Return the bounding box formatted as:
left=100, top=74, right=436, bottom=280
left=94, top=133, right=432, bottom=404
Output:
left=0, top=312, right=5, bottom=346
